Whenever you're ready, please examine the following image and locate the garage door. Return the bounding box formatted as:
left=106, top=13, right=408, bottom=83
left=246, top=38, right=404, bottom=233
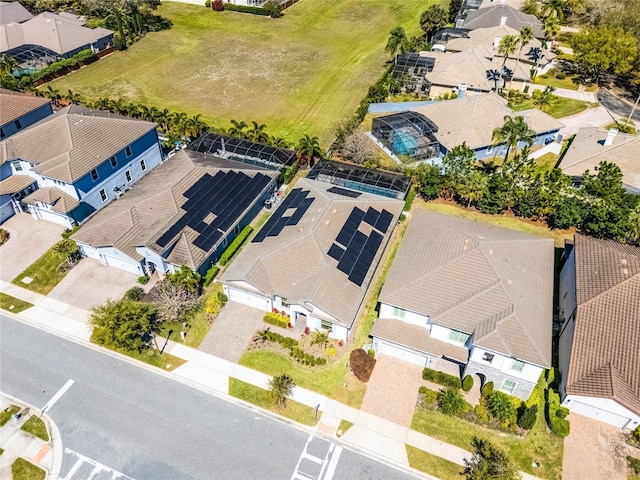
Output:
left=35, top=208, right=72, bottom=228
left=568, top=401, right=630, bottom=428
left=103, top=255, right=142, bottom=275
left=227, top=287, right=270, bottom=311
left=379, top=340, right=429, bottom=367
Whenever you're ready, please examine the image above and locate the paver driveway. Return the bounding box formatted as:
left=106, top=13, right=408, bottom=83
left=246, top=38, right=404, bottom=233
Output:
left=360, top=354, right=423, bottom=427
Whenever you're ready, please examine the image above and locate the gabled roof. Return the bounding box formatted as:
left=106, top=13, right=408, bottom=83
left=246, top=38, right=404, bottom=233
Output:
left=461, top=4, right=543, bottom=38
left=410, top=93, right=564, bottom=151
left=0, top=88, right=51, bottom=127
left=22, top=186, right=80, bottom=213
left=0, top=174, right=36, bottom=195
left=558, top=127, right=640, bottom=193
left=379, top=209, right=554, bottom=366
left=0, top=2, right=33, bottom=25
left=0, top=11, right=112, bottom=55
left=565, top=235, right=640, bottom=415
left=0, top=106, right=157, bottom=183
left=221, top=177, right=404, bottom=328
left=72, top=150, right=278, bottom=271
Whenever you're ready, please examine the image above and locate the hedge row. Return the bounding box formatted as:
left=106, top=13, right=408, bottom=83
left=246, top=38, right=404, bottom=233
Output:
left=19, top=49, right=97, bottom=87
left=203, top=266, right=219, bottom=287
left=223, top=3, right=270, bottom=15
left=263, top=311, right=289, bottom=328
left=422, top=367, right=462, bottom=389
left=546, top=388, right=570, bottom=437
left=260, top=329, right=326, bottom=366
left=219, top=225, right=253, bottom=265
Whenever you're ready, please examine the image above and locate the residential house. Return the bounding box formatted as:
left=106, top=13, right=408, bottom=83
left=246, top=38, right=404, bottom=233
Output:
left=72, top=148, right=280, bottom=276
left=558, top=127, right=640, bottom=194
left=456, top=3, right=544, bottom=39
left=0, top=1, right=33, bottom=25
left=221, top=161, right=409, bottom=342
left=558, top=235, right=640, bottom=429
left=0, top=10, right=113, bottom=70
left=0, top=105, right=162, bottom=227
left=0, top=89, right=53, bottom=140
left=370, top=93, right=563, bottom=162
left=372, top=209, right=554, bottom=401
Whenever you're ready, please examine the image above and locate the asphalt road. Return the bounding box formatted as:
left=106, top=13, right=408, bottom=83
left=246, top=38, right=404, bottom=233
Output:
left=596, top=89, right=640, bottom=122
left=0, top=315, right=418, bottom=480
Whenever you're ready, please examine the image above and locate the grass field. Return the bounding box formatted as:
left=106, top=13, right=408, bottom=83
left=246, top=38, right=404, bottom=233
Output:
left=49, top=1, right=436, bottom=145
left=406, top=445, right=463, bottom=479
left=510, top=96, right=588, bottom=118
left=11, top=247, right=70, bottom=295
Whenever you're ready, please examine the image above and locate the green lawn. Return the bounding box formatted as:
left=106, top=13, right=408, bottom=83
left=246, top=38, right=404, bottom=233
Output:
left=101, top=345, right=186, bottom=371
left=228, top=378, right=320, bottom=426
left=511, top=97, right=588, bottom=118
left=0, top=293, right=33, bottom=314
left=411, top=378, right=563, bottom=480
left=11, top=247, right=70, bottom=295
left=21, top=416, right=49, bottom=442
left=11, top=458, right=46, bottom=480
left=337, top=419, right=354, bottom=436
left=48, top=1, right=439, bottom=145
left=534, top=152, right=560, bottom=174
left=0, top=405, right=20, bottom=427
left=406, top=445, right=463, bottom=480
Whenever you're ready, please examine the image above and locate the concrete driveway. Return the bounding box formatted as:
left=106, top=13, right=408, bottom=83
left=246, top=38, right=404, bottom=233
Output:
left=559, top=106, right=612, bottom=137
left=360, top=354, right=424, bottom=427
left=0, top=213, right=65, bottom=282
left=47, top=257, right=141, bottom=310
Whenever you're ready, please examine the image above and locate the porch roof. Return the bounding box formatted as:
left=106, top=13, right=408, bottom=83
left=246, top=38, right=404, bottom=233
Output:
left=0, top=174, right=35, bottom=195
left=22, top=187, right=79, bottom=214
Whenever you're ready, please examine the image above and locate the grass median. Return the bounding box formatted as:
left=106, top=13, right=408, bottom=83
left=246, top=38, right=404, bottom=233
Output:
left=12, top=458, right=46, bottom=480
left=406, top=445, right=463, bottom=480
left=0, top=293, right=33, bottom=313
left=11, top=247, right=69, bottom=295
left=21, top=416, right=49, bottom=442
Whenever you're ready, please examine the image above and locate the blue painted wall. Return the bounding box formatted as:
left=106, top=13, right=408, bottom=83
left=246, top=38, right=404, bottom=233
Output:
left=440, top=130, right=560, bottom=161
left=0, top=103, right=53, bottom=139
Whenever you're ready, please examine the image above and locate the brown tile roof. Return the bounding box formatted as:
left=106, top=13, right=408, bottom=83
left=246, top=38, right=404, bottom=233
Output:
left=0, top=89, right=50, bottom=127
left=72, top=150, right=279, bottom=270
left=0, top=106, right=156, bottom=183
left=558, top=127, right=640, bottom=193
left=379, top=209, right=554, bottom=366
left=22, top=186, right=80, bottom=213
left=0, top=174, right=36, bottom=195
left=565, top=235, right=640, bottom=415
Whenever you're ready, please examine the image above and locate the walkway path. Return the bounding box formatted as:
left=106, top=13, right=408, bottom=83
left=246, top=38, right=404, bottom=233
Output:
left=0, top=281, right=543, bottom=480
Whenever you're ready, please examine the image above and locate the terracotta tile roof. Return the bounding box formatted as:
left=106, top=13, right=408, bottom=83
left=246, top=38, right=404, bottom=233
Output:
left=22, top=186, right=80, bottom=213
left=0, top=89, right=50, bottom=127
left=0, top=174, right=35, bottom=195
left=565, top=235, right=640, bottom=415
left=379, top=209, right=554, bottom=366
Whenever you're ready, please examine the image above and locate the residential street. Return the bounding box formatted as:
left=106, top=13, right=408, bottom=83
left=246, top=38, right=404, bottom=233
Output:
left=0, top=314, right=417, bottom=480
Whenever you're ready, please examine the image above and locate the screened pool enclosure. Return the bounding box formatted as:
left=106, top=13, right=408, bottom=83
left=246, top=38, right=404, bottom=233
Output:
left=371, top=112, right=440, bottom=161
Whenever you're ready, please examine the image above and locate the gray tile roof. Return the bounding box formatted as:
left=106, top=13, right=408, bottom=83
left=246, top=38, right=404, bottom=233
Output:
left=0, top=1, right=33, bottom=25
left=411, top=93, right=564, bottom=151
left=379, top=209, right=554, bottom=367
left=221, top=177, right=404, bottom=328
left=0, top=174, right=36, bottom=195
left=461, top=4, right=543, bottom=38
left=0, top=106, right=157, bottom=183
left=558, top=127, right=640, bottom=193
left=72, top=150, right=279, bottom=270
left=565, top=235, right=640, bottom=415
left=22, top=186, right=80, bottom=213
left=0, top=88, right=50, bottom=127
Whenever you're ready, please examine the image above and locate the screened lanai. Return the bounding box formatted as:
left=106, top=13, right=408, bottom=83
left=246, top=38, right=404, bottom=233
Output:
left=371, top=112, right=440, bottom=161
left=391, top=53, right=434, bottom=93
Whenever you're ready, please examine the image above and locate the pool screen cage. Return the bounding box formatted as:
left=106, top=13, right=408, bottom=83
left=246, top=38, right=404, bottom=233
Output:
left=189, top=133, right=297, bottom=170
left=391, top=53, right=434, bottom=93
left=307, top=160, right=411, bottom=200
left=371, top=112, right=440, bottom=161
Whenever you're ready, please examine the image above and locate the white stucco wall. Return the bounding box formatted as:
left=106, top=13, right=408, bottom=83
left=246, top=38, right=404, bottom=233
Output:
left=379, top=302, right=431, bottom=327
left=562, top=394, right=640, bottom=429
left=469, top=346, right=544, bottom=384
left=78, top=244, right=144, bottom=275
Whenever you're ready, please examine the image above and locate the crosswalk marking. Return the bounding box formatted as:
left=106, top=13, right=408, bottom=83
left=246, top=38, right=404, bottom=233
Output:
left=290, top=435, right=343, bottom=480
left=62, top=448, right=135, bottom=480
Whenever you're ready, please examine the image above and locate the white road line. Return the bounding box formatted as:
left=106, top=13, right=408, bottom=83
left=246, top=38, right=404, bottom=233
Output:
left=42, top=379, right=75, bottom=414
left=301, top=452, right=324, bottom=464
left=290, top=434, right=315, bottom=480
left=64, top=448, right=136, bottom=480
left=62, top=458, right=84, bottom=480
left=87, top=465, right=103, bottom=480
left=317, top=443, right=335, bottom=480
left=321, top=446, right=342, bottom=480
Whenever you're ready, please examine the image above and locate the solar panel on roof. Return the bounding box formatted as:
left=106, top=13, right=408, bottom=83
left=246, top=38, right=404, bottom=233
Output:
left=374, top=209, right=394, bottom=233
left=348, top=231, right=383, bottom=286
left=327, top=186, right=362, bottom=198
left=328, top=243, right=345, bottom=261
left=363, top=207, right=380, bottom=227
left=252, top=188, right=315, bottom=242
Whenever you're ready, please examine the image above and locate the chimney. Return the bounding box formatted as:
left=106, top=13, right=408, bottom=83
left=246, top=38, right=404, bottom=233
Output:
left=458, top=83, right=468, bottom=98
left=604, top=128, right=618, bottom=146
left=500, top=15, right=507, bottom=25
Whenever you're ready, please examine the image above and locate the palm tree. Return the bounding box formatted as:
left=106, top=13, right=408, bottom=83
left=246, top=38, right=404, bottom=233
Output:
left=297, top=134, right=323, bottom=167
left=156, top=108, right=171, bottom=130
left=0, top=54, right=20, bottom=79
left=247, top=121, right=269, bottom=143
left=186, top=114, right=208, bottom=138
left=268, top=374, right=295, bottom=407
left=65, top=89, right=83, bottom=105
left=532, top=86, right=556, bottom=112
left=508, top=26, right=535, bottom=91
left=420, top=5, right=448, bottom=42
left=163, top=130, right=182, bottom=149
left=171, top=265, right=202, bottom=294
left=92, top=97, right=112, bottom=111
left=498, top=35, right=518, bottom=70
left=626, top=204, right=640, bottom=245
left=492, top=115, right=535, bottom=163
left=458, top=171, right=489, bottom=207
left=541, top=0, right=566, bottom=22
left=43, top=85, right=62, bottom=106
left=526, top=47, right=544, bottom=80
left=228, top=119, right=248, bottom=138
left=543, top=16, right=561, bottom=41
left=107, top=3, right=130, bottom=48
left=169, top=112, right=188, bottom=135
left=385, top=27, right=409, bottom=56
left=486, top=69, right=501, bottom=91
left=269, top=135, right=290, bottom=148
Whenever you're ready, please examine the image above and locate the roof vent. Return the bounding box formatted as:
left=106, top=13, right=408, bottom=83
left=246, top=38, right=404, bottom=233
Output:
left=604, top=128, right=618, bottom=146
left=500, top=16, right=507, bottom=25
left=623, top=268, right=629, bottom=276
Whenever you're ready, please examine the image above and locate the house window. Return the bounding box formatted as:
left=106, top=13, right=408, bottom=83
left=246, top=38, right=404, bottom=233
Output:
left=125, top=145, right=132, bottom=157
left=99, top=188, right=107, bottom=202
left=12, top=161, right=22, bottom=172
left=511, top=360, right=525, bottom=372
left=110, top=156, right=117, bottom=167
left=321, top=319, right=333, bottom=331
left=482, top=352, right=495, bottom=363
left=486, top=145, right=493, bottom=154
left=0, top=128, right=5, bottom=139
left=449, top=329, right=470, bottom=344
left=501, top=379, right=517, bottom=394
left=125, top=170, right=132, bottom=183
left=90, top=169, right=99, bottom=181
left=140, top=159, right=146, bottom=171
left=14, top=119, right=22, bottom=129
left=392, top=307, right=405, bottom=318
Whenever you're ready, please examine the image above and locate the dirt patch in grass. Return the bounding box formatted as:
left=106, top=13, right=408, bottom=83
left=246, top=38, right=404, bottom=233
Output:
left=406, top=445, right=463, bottom=480
left=0, top=293, right=33, bottom=314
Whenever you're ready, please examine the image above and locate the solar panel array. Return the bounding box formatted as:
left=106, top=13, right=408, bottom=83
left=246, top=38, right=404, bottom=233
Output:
left=252, top=188, right=315, bottom=243
left=328, top=206, right=394, bottom=286
left=327, top=186, right=362, bottom=198
left=156, top=171, right=272, bottom=252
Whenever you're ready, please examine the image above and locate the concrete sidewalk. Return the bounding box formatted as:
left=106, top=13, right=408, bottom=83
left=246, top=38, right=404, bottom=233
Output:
left=0, top=282, right=543, bottom=480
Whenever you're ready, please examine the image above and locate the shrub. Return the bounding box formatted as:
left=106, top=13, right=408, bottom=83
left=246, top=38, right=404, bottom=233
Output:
left=555, top=72, right=566, bottom=80
left=422, top=388, right=438, bottom=405
left=367, top=348, right=375, bottom=359
left=517, top=404, right=538, bottom=430
left=263, top=311, right=288, bottom=328
left=19, top=49, right=97, bottom=86
left=481, top=381, right=494, bottom=397
left=138, top=275, right=149, bottom=285
left=204, top=0, right=211, bottom=6
left=403, top=187, right=416, bottom=212
left=283, top=161, right=299, bottom=184
left=634, top=425, right=640, bottom=443
left=326, top=345, right=337, bottom=357
left=263, top=0, right=283, bottom=17
left=486, top=392, right=517, bottom=423
left=0, top=229, right=9, bottom=246
left=205, top=295, right=223, bottom=316
left=549, top=416, right=570, bottom=437
left=349, top=349, right=376, bottom=382
left=437, top=387, right=467, bottom=416
left=61, top=226, right=80, bottom=239
left=462, top=375, right=474, bottom=392
left=123, top=286, right=145, bottom=301
left=546, top=367, right=560, bottom=387
left=421, top=368, right=462, bottom=389
left=217, top=291, right=228, bottom=303
left=474, top=401, right=491, bottom=422
left=219, top=225, right=253, bottom=265
left=223, top=3, right=270, bottom=15
left=627, top=456, right=640, bottom=475
left=419, top=386, right=427, bottom=394
left=555, top=406, right=569, bottom=419
left=203, top=266, right=219, bottom=287
left=211, top=0, right=224, bottom=10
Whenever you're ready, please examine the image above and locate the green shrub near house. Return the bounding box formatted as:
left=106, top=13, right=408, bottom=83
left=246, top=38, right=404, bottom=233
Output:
left=263, top=311, right=289, bottom=328
left=219, top=226, right=253, bottom=266
left=481, top=381, right=494, bottom=397
left=222, top=3, right=270, bottom=15
left=462, top=375, right=474, bottom=392
left=203, top=266, right=220, bottom=287
left=422, top=367, right=462, bottom=389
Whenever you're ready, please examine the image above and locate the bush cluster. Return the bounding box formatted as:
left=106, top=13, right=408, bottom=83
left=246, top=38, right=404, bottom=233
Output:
left=418, top=386, right=439, bottom=405
left=0, top=229, right=9, bottom=246
left=219, top=226, right=253, bottom=265
left=138, top=275, right=149, bottom=285
left=462, top=375, right=474, bottom=392
left=517, top=403, right=538, bottom=430
left=263, top=311, right=289, bottom=328
left=203, top=266, right=219, bottom=287
left=259, top=329, right=326, bottom=366
left=283, top=161, right=299, bottom=184
left=486, top=391, right=517, bottom=424
left=349, top=349, right=376, bottom=382
left=437, top=387, right=471, bottom=416
left=481, top=381, right=494, bottom=396
left=123, top=286, right=145, bottom=301
left=421, top=368, right=462, bottom=389
left=61, top=226, right=80, bottom=239
left=222, top=3, right=270, bottom=15
left=17, top=50, right=97, bottom=88
left=628, top=456, right=640, bottom=475
left=546, top=388, right=570, bottom=437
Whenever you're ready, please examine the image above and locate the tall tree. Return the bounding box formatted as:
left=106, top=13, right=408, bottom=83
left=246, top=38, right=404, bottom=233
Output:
left=269, top=374, right=295, bottom=407
left=508, top=26, right=535, bottom=91
left=463, top=437, right=520, bottom=480
left=491, top=116, right=535, bottom=163
left=526, top=47, right=544, bottom=80
left=442, top=142, right=475, bottom=193
left=532, top=86, right=557, bottom=111
left=486, top=69, right=501, bottom=91
left=297, top=134, right=323, bottom=167
left=448, top=0, right=463, bottom=24
left=385, top=27, right=410, bottom=56
left=541, top=0, right=567, bottom=22
left=247, top=120, right=269, bottom=143
left=90, top=299, right=160, bottom=352
left=498, top=35, right=518, bottom=90
left=458, top=170, right=489, bottom=207
left=228, top=119, right=248, bottom=138
left=543, top=16, right=561, bottom=40
left=420, top=5, right=448, bottom=42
